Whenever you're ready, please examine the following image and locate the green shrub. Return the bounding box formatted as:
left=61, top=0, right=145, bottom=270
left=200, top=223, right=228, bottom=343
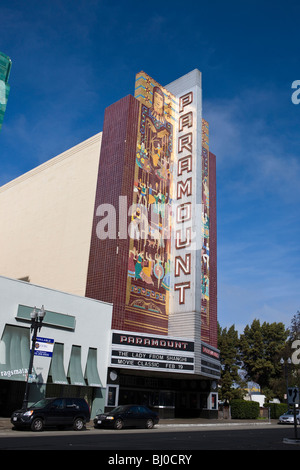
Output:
left=230, top=399, right=260, bottom=419
left=265, top=403, right=288, bottom=419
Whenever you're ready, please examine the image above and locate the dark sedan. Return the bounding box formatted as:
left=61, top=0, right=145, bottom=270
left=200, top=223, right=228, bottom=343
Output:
left=94, top=405, right=159, bottom=430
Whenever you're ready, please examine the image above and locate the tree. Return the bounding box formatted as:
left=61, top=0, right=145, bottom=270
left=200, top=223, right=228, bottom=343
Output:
left=239, top=319, right=289, bottom=399
left=289, top=310, right=300, bottom=341
left=218, top=323, right=246, bottom=403
left=287, top=310, right=300, bottom=396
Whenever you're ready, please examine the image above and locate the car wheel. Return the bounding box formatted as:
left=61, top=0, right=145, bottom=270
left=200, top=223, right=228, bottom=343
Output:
left=73, top=417, right=85, bottom=431
left=145, top=419, right=154, bottom=429
left=114, top=418, right=124, bottom=430
left=30, top=417, right=44, bottom=432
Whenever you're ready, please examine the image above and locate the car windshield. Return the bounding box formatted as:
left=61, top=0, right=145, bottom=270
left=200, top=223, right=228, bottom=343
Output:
left=111, top=406, right=129, bottom=413
left=30, top=398, right=54, bottom=409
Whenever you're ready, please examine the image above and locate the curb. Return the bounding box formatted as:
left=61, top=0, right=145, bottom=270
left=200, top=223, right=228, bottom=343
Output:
left=283, top=437, right=300, bottom=445
left=157, top=421, right=273, bottom=428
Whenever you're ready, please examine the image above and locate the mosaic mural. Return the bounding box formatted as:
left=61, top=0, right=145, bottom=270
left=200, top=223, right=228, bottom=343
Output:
left=201, top=119, right=210, bottom=341
left=124, top=72, right=176, bottom=334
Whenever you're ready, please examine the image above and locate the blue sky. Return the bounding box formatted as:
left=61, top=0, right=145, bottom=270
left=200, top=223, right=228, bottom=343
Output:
left=1, top=0, right=299, bottom=333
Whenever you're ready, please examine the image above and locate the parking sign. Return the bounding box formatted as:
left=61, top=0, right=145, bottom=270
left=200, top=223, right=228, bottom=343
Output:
left=34, top=337, right=54, bottom=357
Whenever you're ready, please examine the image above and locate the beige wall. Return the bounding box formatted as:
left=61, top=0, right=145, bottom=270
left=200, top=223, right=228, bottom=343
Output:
left=0, top=133, right=102, bottom=296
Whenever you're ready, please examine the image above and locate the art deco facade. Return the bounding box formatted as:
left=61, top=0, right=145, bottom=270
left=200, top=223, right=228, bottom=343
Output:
left=0, top=69, right=220, bottom=418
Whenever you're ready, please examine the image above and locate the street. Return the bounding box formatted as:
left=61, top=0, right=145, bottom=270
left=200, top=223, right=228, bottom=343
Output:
left=0, top=421, right=299, bottom=453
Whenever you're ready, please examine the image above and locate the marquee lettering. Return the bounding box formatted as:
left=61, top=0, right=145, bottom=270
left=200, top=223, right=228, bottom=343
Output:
left=176, top=202, right=191, bottom=223
left=179, top=112, right=193, bottom=131
left=174, top=91, right=195, bottom=304
left=175, top=254, right=191, bottom=277
left=117, top=333, right=190, bottom=350
left=175, top=226, right=192, bottom=249
left=179, top=92, right=193, bottom=112
left=177, top=177, right=192, bottom=199
left=178, top=155, right=192, bottom=175
left=178, top=133, right=193, bottom=153
left=174, top=282, right=191, bottom=304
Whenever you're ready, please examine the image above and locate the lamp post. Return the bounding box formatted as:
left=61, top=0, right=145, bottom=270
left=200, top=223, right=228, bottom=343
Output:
left=22, top=306, right=45, bottom=409
left=280, top=357, right=291, bottom=402
left=281, top=357, right=299, bottom=440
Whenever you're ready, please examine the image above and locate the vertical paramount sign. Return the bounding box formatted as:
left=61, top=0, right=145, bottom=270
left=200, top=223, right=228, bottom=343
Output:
left=167, top=70, right=203, bottom=340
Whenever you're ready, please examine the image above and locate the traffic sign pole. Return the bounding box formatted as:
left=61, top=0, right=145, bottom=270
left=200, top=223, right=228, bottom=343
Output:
left=288, top=387, right=299, bottom=439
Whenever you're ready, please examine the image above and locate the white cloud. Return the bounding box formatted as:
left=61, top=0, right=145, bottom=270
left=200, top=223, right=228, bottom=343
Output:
left=211, top=86, right=300, bottom=332
left=205, top=88, right=300, bottom=203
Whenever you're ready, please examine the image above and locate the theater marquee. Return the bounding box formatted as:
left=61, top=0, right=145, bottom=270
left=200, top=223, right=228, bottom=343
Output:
left=110, top=331, right=195, bottom=373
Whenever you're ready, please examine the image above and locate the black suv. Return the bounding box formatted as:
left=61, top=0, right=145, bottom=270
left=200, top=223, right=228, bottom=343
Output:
left=11, top=397, right=90, bottom=431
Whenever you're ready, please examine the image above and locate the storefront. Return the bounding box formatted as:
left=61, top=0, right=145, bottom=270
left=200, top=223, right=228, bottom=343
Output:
left=105, top=330, right=220, bottom=418
left=0, top=276, right=112, bottom=417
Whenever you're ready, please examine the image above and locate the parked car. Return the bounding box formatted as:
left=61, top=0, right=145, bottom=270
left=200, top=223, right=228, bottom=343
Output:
left=11, top=397, right=90, bottom=431
left=94, top=404, right=159, bottom=430
left=278, top=409, right=300, bottom=424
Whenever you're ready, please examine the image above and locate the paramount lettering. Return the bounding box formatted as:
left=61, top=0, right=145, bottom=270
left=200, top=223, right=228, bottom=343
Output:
left=118, top=335, right=190, bottom=350
left=174, top=91, right=195, bottom=304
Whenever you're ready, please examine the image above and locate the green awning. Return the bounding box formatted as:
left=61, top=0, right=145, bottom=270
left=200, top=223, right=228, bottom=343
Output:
left=48, top=343, right=68, bottom=385
left=84, top=348, right=102, bottom=387
left=0, top=325, right=31, bottom=381
left=67, top=345, right=85, bottom=386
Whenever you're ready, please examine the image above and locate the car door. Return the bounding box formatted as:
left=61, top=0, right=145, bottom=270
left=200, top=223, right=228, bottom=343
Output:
left=129, top=406, right=144, bottom=427
left=124, top=406, right=139, bottom=427
left=135, top=406, right=149, bottom=427
left=65, top=398, right=81, bottom=424
left=46, top=398, right=66, bottom=426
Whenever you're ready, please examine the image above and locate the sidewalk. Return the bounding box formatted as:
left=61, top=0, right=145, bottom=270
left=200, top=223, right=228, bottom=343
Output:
left=157, top=418, right=274, bottom=427
left=0, top=416, right=274, bottom=432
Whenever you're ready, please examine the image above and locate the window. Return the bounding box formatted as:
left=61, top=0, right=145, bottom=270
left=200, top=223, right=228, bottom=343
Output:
left=51, top=398, right=64, bottom=409
left=106, top=385, right=119, bottom=407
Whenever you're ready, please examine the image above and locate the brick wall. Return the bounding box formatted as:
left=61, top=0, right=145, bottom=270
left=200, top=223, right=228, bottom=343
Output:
left=85, top=95, right=140, bottom=331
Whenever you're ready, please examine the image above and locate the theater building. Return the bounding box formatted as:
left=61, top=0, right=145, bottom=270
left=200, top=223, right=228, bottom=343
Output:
left=0, top=69, right=220, bottom=418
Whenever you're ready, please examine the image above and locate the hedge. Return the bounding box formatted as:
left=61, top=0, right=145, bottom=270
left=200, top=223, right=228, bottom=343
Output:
left=264, top=403, right=288, bottom=419
left=230, top=399, right=260, bottom=419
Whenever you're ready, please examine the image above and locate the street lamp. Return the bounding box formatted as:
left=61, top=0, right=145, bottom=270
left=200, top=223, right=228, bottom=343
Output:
left=280, top=357, right=292, bottom=402
left=22, top=306, right=46, bottom=409
left=280, top=357, right=299, bottom=440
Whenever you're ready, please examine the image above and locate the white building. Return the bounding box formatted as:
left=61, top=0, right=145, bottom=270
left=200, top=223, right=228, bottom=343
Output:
left=0, top=275, right=112, bottom=417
